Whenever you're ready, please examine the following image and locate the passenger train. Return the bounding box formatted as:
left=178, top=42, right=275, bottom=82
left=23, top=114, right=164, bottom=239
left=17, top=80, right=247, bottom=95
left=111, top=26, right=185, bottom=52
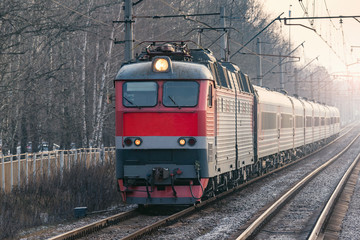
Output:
left=114, top=42, right=340, bottom=205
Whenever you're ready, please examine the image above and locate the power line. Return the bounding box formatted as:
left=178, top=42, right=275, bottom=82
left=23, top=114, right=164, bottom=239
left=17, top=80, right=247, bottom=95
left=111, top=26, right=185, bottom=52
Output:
left=129, top=1, right=283, bottom=70
left=230, top=13, right=284, bottom=60
left=279, top=15, right=360, bottom=66
left=157, top=0, right=214, bottom=29
left=232, top=0, right=248, bottom=21
left=152, top=1, right=237, bottom=59
left=340, top=20, right=348, bottom=66
left=279, top=15, right=360, bottom=21
left=261, top=41, right=305, bottom=78
left=323, top=0, right=339, bottom=30
left=229, top=38, right=282, bottom=66
left=133, top=13, right=220, bottom=19
left=49, top=0, right=112, bottom=27
left=237, top=52, right=300, bottom=60
left=298, top=0, right=313, bottom=26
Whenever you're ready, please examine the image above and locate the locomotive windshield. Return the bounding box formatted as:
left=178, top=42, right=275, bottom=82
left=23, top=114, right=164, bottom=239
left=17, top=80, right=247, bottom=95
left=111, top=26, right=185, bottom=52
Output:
left=123, top=82, right=158, bottom=107
left=163, top=81, right=199, bottom=107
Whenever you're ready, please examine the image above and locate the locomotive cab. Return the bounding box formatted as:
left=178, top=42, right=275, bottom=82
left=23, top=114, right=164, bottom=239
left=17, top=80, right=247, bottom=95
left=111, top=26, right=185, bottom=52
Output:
left=115, top=48, right=215, bottom=205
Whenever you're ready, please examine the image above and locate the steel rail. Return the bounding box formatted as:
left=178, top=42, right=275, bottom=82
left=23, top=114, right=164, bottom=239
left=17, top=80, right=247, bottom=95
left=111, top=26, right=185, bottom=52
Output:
left=235, top=133, right=360, bottom=240
left=308, top=152, right=360, bottom=240
left=47, top=209, right=139, bottom=240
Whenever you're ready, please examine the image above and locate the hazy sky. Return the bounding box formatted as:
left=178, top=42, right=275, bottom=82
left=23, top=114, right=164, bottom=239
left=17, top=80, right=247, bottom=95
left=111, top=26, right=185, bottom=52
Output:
left=262, top=0, right=360, bottom=75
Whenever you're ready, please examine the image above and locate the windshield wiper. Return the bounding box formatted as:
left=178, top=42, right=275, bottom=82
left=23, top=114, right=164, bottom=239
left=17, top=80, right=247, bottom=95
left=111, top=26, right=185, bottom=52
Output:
left=168, top=96, right=181, bottom=109
left=123, top=96, right=141, bottom=109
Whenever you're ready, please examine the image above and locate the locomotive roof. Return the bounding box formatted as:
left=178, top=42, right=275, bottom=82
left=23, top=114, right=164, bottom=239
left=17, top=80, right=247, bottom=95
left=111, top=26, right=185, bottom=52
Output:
left=254, top=85, right=338, bottom=117
left=115, top=60, right=214, bottom=81
left=254, top=85, right=293, bottom=108
left=299, top=98, right=314, bottom=115
left=287, top=95, right=304, bottom=115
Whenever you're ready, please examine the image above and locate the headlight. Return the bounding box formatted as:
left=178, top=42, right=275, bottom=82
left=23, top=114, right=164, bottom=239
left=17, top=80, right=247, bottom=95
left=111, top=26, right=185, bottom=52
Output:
left=152, top=57, right=170, bottom=72
left=124, top=138, right=132, bottom=146
left=178, top=138, right=186, bottom=146
left=188, top=137, right=197, bottom=146
left=134, top=138, right=142, bottom=146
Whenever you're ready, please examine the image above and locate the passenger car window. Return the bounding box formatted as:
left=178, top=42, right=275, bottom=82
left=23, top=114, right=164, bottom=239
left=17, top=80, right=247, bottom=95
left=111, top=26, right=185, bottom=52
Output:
left=123, top=82, right=157, bottom=107
left=281, top=114, right=293, bottom=128
left=306, top=116, right=312, bottom=127
left=163, top=81, right=199, bottom=107
left=261, top=112, right=277, bottom=130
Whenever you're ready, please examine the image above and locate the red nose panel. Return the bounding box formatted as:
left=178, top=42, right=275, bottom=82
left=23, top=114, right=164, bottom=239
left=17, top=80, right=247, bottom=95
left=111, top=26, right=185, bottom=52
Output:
left=123, top=112, right=198, bottom=136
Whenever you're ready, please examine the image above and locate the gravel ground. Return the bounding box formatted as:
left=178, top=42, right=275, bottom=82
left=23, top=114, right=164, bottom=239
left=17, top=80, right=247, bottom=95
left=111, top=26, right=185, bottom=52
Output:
left=18, top=204, right=137, bottom=240
left=258, top=137, right=360, bottom=239
left=339, top=173, right=360, bottom=239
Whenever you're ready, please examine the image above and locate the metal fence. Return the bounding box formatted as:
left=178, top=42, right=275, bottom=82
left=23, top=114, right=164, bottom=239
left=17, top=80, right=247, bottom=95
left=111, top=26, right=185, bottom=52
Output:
left=0, top=147, right=115, bottom=193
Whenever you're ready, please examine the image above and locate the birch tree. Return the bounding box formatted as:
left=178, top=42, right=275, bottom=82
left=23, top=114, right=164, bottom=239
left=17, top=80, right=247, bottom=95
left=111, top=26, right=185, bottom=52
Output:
left=0, top=0, right=322, bottom=154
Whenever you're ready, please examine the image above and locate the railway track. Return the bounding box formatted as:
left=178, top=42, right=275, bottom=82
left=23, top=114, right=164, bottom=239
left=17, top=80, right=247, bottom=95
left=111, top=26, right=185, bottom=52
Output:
left=48, top=178, right=258, bottom=240
left=312, top=152, right=360, bottom=239
left=234, top=133, right=360, bottom=240
left=48, top=126, right=356, bottom=240
left=47, top=209, right=139, bottom=240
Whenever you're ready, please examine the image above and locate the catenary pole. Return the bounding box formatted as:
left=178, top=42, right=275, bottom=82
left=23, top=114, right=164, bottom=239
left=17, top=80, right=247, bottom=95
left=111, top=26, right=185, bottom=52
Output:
left=256, top=38, right=262, bottom=86
left=124, top=0, right=134, bottom=62
left=220, top=7, right=227, bottom=61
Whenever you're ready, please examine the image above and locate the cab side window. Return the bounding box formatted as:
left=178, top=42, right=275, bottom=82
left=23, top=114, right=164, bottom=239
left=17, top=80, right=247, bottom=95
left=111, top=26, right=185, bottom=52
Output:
left=208, top=84, right=213, bottom=107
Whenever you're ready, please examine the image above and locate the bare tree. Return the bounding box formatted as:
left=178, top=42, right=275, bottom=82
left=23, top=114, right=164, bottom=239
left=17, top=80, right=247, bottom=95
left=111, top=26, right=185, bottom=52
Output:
left=0, top=0, right=332, bottom=154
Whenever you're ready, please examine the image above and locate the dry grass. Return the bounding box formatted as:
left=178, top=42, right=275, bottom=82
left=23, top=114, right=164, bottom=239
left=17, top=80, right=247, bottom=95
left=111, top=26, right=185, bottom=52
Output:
left=0, top=160, right=120, bottom=239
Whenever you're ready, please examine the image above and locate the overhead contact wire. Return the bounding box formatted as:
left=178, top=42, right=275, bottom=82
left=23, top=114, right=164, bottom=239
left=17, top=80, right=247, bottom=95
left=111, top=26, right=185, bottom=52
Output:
left=49, top=0, right=111, bottom=27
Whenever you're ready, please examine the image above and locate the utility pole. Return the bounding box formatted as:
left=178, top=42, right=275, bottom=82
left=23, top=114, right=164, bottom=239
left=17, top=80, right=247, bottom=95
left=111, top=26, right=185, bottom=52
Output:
left=279, top=53, right=284, bottom=89
left=261, top=41, right=304, bottom=79
left=295, top=56, right=318, bottom=97
left=317, top=76, right=320, bottom=101
left=197, top=29, right=202, bottom=46
left=124, top=0, right=134, bottom=62
left=310, top=74, right=314, bottom=100
left=328, top=77, right=333, bottom=105
left=324, top=78, right=328, bottom=104
left=220, top=7, right=227, bottom=61
left=294, top=68, right=298, bottom=96
left=288, top=4, right=292, bottom=87
left=256, top=38, right=262, bottom=86
left=288, top=4, right=292, bottom=53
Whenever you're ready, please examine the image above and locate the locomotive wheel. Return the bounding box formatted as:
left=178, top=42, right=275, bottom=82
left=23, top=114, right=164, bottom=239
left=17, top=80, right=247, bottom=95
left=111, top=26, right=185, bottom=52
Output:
left=137, top=204, right=146, bottom=213
left=211, top=179, right=216, bottom=197
left=224, top=176, right=229, bottom=191
left=243, top=168, right=248, bottom=183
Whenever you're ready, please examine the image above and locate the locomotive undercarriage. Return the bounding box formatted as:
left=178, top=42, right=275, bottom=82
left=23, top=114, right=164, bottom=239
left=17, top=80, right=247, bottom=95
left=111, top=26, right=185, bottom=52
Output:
left=258, top=145, right=311, bottom=174
left=121, top=171, right=207, bottom=205
left=304, top=133, right=339, bottom=155
left=203, top=137, right=337, bottom=198
left=203, top=164, right=260, bottom=198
